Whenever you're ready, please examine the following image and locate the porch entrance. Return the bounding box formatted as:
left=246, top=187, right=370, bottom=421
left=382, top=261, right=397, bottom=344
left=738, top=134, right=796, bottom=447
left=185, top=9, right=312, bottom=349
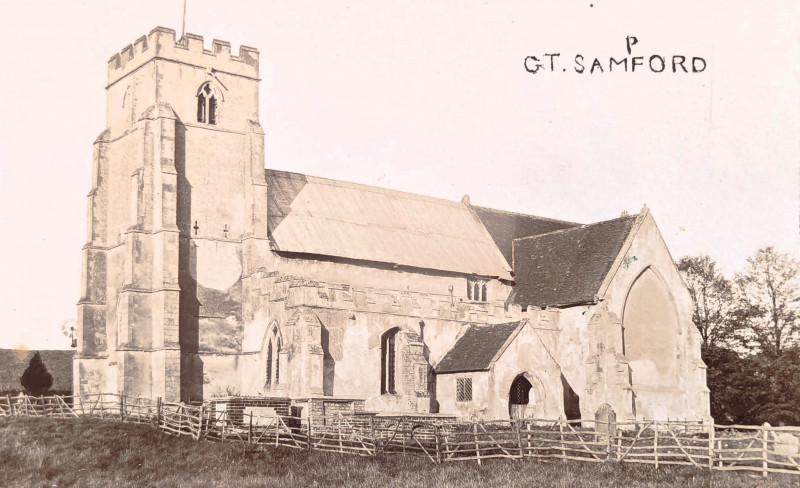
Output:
left=509, top=374, right=533, bottom=419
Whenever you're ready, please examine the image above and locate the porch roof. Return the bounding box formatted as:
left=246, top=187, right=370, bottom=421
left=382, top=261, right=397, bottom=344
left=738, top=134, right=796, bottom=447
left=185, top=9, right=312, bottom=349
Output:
left=434, top=321, right=523, bottom=374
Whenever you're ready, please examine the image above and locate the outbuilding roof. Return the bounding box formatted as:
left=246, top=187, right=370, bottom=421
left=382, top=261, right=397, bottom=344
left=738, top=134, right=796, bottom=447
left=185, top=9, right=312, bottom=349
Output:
left=509, top=214, right=640, bottom=309
left=266, top=169, right=514, bottom=280
left=435, top=322, right=524, bottom=374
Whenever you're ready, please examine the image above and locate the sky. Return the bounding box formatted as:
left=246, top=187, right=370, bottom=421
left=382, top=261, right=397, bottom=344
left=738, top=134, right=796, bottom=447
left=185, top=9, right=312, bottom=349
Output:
left=0, top=1, right=797, bottom=350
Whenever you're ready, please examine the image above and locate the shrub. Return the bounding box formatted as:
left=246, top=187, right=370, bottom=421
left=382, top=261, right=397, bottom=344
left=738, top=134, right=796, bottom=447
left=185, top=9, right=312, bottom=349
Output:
left=20, top=352, right=53, bottom=396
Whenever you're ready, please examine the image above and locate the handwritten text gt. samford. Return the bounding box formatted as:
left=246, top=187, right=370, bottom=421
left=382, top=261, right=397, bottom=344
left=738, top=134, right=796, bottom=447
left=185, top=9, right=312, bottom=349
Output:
left=524, top=36, right=707, bottom=75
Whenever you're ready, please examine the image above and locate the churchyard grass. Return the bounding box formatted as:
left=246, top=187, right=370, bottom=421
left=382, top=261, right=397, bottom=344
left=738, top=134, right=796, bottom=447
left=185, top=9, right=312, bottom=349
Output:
left=1, top=417, right=795, bottom=488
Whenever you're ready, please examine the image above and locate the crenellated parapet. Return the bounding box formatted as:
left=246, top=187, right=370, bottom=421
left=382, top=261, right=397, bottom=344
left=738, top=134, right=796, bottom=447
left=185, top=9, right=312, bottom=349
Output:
left=107, top=26, right=259, bottom=86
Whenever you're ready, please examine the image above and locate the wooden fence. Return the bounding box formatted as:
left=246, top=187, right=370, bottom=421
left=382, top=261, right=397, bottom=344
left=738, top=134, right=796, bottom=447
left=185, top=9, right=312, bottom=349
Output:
left=1, top=393, right=798, bottom=477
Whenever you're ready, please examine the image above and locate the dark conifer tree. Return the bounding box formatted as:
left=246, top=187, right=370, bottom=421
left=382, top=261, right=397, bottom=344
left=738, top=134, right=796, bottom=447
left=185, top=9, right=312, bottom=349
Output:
left=20, top=352, right=53, bottom=396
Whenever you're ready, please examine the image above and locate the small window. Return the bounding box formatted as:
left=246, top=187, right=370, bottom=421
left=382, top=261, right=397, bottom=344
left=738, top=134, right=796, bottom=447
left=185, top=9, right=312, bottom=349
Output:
left=467, top=279, right=489, bottom=302
left=456, top=377, right=473, bottom=402
left=416, top=365, right=427, bottom=390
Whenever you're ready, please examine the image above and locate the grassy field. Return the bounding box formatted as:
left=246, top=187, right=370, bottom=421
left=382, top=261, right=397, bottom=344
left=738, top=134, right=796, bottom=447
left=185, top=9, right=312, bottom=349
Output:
left=0, top=417, right=796, bottom=488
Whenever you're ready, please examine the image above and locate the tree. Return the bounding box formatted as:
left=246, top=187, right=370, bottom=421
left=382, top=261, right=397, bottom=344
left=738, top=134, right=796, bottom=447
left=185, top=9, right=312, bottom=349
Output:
left=19, top=352, right=53, bottom=396
left=677, top=255, right=737, bottom=351
left=734, top=247, right=800, bottom=356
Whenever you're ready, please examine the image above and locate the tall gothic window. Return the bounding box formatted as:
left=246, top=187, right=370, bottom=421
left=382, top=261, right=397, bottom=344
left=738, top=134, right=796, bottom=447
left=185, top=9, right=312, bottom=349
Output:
left=381, top=328, right=399, bottom=394
left=276, top=337, right=282, bottom=385
left=197, top=83, right=218, bottom=125
left=265, top=327, right=281, bottom=390
left=266, top=339, right=273, bottom=389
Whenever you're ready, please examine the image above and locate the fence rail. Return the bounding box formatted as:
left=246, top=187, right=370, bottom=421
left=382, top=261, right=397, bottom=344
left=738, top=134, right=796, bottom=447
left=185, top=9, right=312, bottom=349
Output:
left=1, top=393, right=798, bottom=477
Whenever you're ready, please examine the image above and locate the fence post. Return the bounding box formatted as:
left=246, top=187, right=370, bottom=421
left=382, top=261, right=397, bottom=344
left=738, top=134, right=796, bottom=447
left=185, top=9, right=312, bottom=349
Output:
left=654, top=420, right=659, bottom=469
left=402, top=417, right=406, bottom=457
left=707, top=421, right=714, bottom=471
left=222, top=411, right=227, bottom=442
left=515, top=420, right=524, bottom=459
left=307, top=414, right=313, bottom=451
left=338, top=417, right=343, bottom=453
left=435, top=425, right=442, bottom=464
left=607, top=425, right=613, bottom=461
left=474, top=422, right=481, bottom=466
left=370, top=416, right=377, bottom=457
left=6, top=395, right=12, bottom=416
left=275, top=411, right=280, bottom=448
left=761, top=422, right=769, bottom=478
left=120, top=393, right=125, bottom=422
left=559, top=418, right=565, bottom=461
left=156, top=397, right=162, bottom=430
left=197, top=403, right=204, bottom=441
left=248, top=412, right=253, bottom=445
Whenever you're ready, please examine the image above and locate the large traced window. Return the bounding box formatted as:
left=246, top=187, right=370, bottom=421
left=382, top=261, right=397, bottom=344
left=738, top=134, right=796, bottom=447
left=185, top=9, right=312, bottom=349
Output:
left=381, top=328, right=399, bottom=394
left=622, top=268, right=679, bottom=387
left=197, top=82, right=218, bottom=125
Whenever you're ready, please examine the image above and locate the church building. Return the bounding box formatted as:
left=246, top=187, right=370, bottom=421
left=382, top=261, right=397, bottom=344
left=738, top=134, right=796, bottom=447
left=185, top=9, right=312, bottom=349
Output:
left=75, top=27, right=710, bottom=422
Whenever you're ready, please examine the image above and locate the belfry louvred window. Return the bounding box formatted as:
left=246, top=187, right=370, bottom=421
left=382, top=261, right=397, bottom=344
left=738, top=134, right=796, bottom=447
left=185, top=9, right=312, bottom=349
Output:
left=197, top=82, right=218, bottom=125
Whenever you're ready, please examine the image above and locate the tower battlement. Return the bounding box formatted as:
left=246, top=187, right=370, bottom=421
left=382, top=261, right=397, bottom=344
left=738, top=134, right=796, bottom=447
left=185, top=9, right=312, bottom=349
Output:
left=107, top=26, right=259, bottom=86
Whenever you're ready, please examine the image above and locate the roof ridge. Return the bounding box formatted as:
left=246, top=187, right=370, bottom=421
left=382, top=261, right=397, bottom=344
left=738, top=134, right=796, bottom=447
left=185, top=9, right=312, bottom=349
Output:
left=473, top=204, right=582, bottom=227
left=511, top=213, right=640, bottom=243
left=266, top=167, right=466, bottom=209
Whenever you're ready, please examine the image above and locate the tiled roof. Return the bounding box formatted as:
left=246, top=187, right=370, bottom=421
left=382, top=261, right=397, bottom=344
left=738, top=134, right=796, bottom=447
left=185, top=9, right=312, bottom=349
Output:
left=266, top=170, right=513, bottom=280
left=473, top=206, right=580, bottom=267
left=509, top=215, right=639, bottom=308
left=435, top=322, right=523, bottom=374
left=0, top=349, right=74, bottom=393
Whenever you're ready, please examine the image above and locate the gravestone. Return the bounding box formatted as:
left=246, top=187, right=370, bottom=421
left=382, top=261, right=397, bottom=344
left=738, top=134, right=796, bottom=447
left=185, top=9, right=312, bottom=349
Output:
left=595, top=403, right=617, bottom=437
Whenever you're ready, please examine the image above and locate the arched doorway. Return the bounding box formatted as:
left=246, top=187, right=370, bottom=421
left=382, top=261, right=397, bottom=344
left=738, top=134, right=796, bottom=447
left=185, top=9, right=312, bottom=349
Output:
left=509, top=375, right=533, bottom=419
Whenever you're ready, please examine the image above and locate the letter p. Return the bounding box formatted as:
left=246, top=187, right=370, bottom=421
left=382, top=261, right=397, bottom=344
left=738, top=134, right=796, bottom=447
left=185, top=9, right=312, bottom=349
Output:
left=626, top=36, right=638, bottom=55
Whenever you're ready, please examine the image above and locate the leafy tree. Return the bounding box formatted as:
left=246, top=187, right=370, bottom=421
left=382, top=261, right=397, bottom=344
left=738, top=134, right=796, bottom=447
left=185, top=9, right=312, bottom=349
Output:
left=19, top=352, right=53, bottom=396
left=734, top=247, right=800, bottom=356
left=702, top=347, right=763, bottom=424
left=677, top=255, right=738, bottom=351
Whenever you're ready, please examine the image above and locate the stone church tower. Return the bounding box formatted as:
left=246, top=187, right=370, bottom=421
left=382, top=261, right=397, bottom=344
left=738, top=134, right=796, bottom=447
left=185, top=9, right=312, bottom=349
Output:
left=76, top=27, right=266, bottom=401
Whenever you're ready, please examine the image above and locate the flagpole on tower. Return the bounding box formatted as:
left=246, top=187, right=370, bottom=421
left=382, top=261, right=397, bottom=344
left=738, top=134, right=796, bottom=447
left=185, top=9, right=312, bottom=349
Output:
left=181, top=0, right=187, bottom=40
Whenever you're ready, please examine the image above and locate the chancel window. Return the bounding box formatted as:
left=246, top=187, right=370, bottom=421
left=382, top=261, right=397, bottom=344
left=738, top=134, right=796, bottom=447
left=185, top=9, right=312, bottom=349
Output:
left=197, top=83, right=218, bottom=125
left=381, top=328, right=399, bottom=394
left=456, top=377, right=473, bottom=402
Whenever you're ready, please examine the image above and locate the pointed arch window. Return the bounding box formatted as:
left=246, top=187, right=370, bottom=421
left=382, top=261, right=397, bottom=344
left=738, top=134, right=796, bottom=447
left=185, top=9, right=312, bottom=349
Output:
left=265, top=325, right=282, bottom=390
left=197, top=83, right=218, bottom=125
left=381, top=328, right=399, bottom=394
left=266, top=339, right=273, bottom=389
left=276, top=337, right=282, bottom=385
